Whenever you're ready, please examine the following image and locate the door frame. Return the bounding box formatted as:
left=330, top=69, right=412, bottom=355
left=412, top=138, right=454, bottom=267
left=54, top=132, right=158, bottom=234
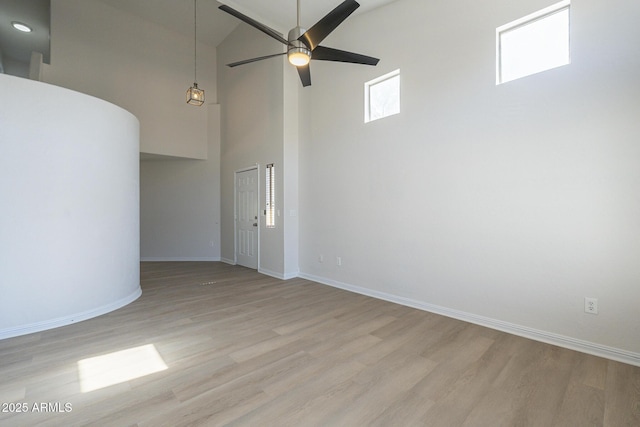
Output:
left=234, top=165, right=260, bottom=268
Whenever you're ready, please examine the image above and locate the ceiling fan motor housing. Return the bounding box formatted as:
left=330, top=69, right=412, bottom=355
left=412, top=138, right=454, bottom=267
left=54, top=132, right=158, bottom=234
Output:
left=287, top=26, right=311, bottom=66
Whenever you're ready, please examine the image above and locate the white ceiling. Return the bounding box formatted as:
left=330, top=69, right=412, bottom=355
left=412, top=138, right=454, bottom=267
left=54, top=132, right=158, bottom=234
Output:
left=97, top=0, right=238, bottom=48
left=98, top=0, right=397, bottom=47
left=0, top=0, right=397, bottom=67
left=0, top=0, right=51, bottom=63
left=219, top=0, right=397, bottom=38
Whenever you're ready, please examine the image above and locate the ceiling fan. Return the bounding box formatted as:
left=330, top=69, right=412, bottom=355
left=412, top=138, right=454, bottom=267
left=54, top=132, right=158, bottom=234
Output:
left=219, top=0, right=380, bottom=87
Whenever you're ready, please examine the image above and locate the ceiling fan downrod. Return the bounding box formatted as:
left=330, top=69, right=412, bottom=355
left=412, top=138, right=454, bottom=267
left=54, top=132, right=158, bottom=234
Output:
left=287, top=0, right=311, bottom=66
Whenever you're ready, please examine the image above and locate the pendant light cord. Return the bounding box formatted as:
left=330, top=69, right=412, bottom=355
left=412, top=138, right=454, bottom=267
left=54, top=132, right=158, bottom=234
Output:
left=297, top=0, right=300, bottom=27
left=194, top=0, right=197, bottom=83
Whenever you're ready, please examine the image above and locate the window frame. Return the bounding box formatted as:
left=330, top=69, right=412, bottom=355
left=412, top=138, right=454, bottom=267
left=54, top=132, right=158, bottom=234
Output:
left=265, top=163, right=275, bottom=228
left=364, top=69, right=401, bottom=123
left=496, top=0, right=571, bottom=85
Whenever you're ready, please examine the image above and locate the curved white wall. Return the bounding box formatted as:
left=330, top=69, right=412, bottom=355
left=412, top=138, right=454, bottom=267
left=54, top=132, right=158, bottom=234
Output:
left=0, top=74, right=141, bottom=338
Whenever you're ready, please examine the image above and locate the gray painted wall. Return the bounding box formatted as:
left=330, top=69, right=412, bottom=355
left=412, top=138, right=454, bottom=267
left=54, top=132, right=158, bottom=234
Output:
left=45, top=0, right=222, bottom=260
left=139, top=105, right=221, bottom=261
left=217, top=23, right=289, bottom=277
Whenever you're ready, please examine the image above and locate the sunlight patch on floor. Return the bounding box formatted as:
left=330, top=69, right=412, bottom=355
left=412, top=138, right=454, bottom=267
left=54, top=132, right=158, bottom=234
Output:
left=77, top=344, right=168, bottom=392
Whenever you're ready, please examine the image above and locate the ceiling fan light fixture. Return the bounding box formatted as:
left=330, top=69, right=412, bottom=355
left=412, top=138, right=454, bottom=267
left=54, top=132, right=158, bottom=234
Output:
left=287, top=26, right=311, bottom=67
left=288, top=47, right=311, bottom=66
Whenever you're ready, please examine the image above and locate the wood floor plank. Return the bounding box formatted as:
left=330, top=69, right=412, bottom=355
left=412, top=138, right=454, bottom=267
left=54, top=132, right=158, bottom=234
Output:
left=0, top=261, right=638, bottom=426
left=603, top=360, right=640, bottom=426
left=551, top=353, right=607, bottom=426
left=324, top=354, right=437, bottom=426
left=229, top=359, right=367, bottom=426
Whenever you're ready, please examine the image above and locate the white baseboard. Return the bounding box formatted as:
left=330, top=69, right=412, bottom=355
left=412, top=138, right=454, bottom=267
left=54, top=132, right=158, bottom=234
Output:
left=0, top=288, right=142, bottom=340
left=282, top=271, right=300, bottom=280
left=221, top=257, right=236, bottom=265
left=259, top=267, right=299, bottom=281
left=140, top=257, right=221, bottom=262
left=299, top=272, right=640, bottom=367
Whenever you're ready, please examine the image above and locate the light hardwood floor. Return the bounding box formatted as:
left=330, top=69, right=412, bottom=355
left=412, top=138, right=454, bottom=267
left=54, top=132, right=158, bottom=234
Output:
left=1, top=262, right=639, bottom=426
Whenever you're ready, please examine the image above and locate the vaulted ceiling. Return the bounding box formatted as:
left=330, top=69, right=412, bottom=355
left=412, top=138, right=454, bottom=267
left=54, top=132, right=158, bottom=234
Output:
left=99, top=0, right=398, bottom=47
left=1, top=0, right=397, bottom=67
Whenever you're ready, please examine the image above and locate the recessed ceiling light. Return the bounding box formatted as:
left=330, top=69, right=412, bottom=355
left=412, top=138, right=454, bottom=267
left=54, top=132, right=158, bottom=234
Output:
left=12, top=21, right=33, bottom=33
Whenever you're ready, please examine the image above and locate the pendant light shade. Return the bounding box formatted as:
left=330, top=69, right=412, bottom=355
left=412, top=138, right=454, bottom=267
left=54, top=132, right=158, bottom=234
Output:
left=187, top=83, right=204, bottom=106
left=187, top=0, right=204, bottom=106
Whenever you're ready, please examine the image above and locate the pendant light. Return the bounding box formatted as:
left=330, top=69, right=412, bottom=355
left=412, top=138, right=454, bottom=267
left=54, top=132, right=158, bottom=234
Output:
left=186, top=0, right=204, bottom=106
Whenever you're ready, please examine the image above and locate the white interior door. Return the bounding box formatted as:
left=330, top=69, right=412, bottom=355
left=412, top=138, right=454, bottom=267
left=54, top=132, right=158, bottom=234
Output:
left=236, top=168, right=258, bottom=269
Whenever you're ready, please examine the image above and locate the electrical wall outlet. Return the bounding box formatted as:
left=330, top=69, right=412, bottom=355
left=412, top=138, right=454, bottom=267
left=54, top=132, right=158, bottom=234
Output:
left=336, top=256, right=342, bottom=266
left=584, top=297, right=598, bottom=314
left=318, top=254, right=324, bottom=263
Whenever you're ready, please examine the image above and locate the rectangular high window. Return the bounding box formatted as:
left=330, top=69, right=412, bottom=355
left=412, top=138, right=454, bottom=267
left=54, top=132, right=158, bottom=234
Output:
left=365, top=69, right=400, bottom=123
left=497, top=0, right=570, bottom=84
left=265, top=163, right=275, bottom=228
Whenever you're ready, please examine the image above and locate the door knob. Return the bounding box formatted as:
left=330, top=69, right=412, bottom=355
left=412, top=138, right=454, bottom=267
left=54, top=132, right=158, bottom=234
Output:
left=253, top=223, right=258, bottom=227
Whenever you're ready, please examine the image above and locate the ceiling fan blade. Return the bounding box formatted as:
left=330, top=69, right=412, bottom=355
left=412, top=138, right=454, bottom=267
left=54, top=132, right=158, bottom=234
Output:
left=297, top=64, right=311, bottom=87
left=311, top=46, right=379, bottom=65
left=227, top=52, right=286, bottom=68
left=298, top=0, right=360, bottom=50
left=219, top=5, right=290, bottom=46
